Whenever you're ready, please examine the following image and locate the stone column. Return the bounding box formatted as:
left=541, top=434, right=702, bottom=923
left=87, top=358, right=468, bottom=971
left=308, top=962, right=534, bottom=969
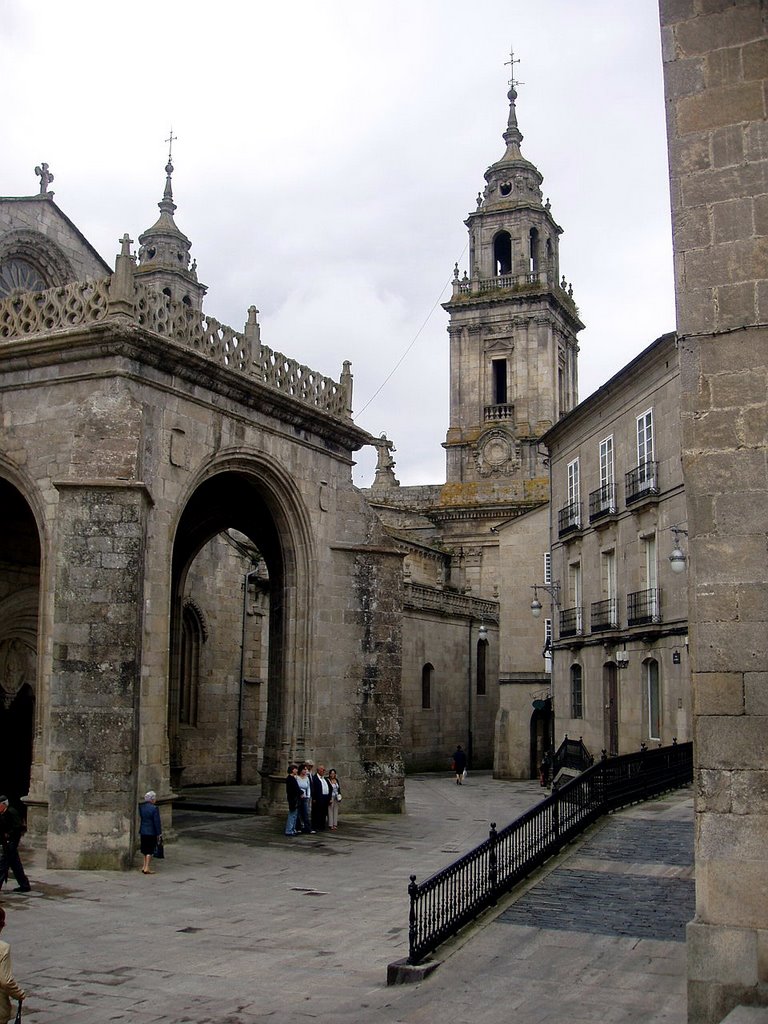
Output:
left=47, top=482, right=150, bottom=869
left=659, top=2, right=768, bottom=1020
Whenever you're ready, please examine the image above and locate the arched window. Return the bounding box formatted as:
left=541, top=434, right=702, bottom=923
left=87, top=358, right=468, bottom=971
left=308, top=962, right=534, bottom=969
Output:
left=493, top=231, right=512, bottom=276
left=529, top=227, right=540, bottom=272
left=180, top=603, right=205, bottom=726
left=421, top=663, right=433, bottom=709
left=476, top=638, right=487, bottom=696
left=646, top=659, right=661, bottom=740
left=570, top=663, right=583, bottom=719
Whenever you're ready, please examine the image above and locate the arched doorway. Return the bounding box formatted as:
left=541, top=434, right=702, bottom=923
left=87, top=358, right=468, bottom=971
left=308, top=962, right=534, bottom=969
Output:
left=168, top=468, right=311, bottom=802
left=529, top=697, right=553, bottom=780
left=0, top=479, right=41, bottom=808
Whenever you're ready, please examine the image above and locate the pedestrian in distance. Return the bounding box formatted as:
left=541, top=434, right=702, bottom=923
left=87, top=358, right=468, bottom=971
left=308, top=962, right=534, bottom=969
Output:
left=451, top=745, right=467, bottom=785
left=138, top=790, right=162, bottom=874
left=0, top=907, right=25, bottom=1024
left=0, top=797, right=30, bottom=894
left=327, top=768, right=342, bottom=831
left=284, top=764, right=300, bottom=836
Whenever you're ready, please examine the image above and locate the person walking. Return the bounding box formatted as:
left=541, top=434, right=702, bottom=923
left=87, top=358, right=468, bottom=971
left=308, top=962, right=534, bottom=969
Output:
left=138, top=790, right=162, bottom=874
left=0, top=797, right=30, bottom=894
left=451, top=745, right=467, bottom=785
left=284, top=764, right=300, bottom=836
left=0, top=907, right=25, bottom=1024
left=327, top=769, right=342, bottom=830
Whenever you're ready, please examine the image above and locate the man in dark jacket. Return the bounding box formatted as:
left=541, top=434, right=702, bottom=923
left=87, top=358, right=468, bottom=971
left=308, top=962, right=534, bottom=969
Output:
left=310, top=764, right=332, bottom=831
left=284, top=764, right=300, bottom=836
left=0, top=797, right=30, bottom=893
left=451, top=745, right=467, bottom=785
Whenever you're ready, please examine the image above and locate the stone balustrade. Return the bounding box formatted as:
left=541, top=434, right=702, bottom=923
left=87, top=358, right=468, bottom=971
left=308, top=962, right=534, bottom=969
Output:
left=0, top=253, right=353, bottom=420
left=404, top=581, right=499, bottom=623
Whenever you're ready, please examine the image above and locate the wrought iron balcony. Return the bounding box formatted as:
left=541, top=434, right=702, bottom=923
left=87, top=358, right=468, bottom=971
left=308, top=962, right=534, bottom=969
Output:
left=484, top=403, right=514, bottom=422
left=559, top=605, right=583, bottom=638
left=627, top=588, right=661, bottom=626
left=557, top=500, right=583, bottom=537
left=591, top=598, right=619, bottom=631
left=588, top=483, right=618, bottom=524
left=625, top=460, right=659, bottom=506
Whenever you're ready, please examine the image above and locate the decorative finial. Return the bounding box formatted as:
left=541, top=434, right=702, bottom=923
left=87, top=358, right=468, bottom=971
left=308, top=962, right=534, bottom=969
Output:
left=119, top=233, right=134, bottom=257
left=504, top=47, right=523, bottom=91
left=160, top=130, right=177, bottom=214
left=35, top=162, right=54, bottom=195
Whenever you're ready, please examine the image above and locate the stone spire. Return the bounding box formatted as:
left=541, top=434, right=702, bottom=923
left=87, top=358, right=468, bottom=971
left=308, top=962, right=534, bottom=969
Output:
left=135, top=141, right=207, bottom=310
left=481, top=75, right=544, bottom=211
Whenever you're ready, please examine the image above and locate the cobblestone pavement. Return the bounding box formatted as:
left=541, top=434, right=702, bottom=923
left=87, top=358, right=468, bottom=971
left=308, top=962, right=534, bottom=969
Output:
left=0, top=776, right=693, bottom=1023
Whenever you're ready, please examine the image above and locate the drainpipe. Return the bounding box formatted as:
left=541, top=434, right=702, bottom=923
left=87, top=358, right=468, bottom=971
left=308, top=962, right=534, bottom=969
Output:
left=467, top=618, right=473, bottom=769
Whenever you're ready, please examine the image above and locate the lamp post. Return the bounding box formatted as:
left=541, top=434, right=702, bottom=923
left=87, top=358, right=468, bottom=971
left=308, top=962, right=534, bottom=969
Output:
left=530, top=581, right=561, bottom=618
left=669, top=525, right=689, bottom=573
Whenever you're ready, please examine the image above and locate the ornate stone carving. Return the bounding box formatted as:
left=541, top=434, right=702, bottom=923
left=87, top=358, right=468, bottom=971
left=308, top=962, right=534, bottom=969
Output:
left=474, top=428, right=520, bottom=477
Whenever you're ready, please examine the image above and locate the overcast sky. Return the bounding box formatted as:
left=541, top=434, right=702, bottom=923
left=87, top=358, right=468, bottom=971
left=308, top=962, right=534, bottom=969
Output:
left=2, top=1, right=675, bottom=486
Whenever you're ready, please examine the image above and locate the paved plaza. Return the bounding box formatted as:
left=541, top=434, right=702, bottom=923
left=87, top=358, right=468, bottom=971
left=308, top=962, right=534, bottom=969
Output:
left=0, top=774, right=693, bottom=1023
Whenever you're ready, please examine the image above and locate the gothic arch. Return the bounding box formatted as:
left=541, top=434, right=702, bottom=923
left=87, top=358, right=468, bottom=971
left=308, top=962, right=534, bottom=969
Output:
left=0, top=229, right=76, bottom=297
left=168, top=451, right=315, bottom=789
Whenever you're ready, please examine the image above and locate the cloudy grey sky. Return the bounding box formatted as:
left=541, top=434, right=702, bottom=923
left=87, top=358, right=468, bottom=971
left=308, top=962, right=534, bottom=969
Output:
left=2, top=1, right=675, bottom=486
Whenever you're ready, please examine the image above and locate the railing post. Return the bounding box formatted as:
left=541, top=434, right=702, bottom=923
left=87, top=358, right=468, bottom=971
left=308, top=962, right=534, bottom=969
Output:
left=488, top=822, right=498, bottom=905
left=407, top=874, right=419, bottom=964
left=552, top=789, right=560, bottom=847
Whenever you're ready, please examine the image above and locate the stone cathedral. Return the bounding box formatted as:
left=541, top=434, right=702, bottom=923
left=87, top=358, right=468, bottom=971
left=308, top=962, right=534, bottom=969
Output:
left=0, top=74, right=580, bottom=868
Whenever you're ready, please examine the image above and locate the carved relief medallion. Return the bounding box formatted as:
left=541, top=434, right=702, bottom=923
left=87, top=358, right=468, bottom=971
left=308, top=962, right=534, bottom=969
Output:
left=474, top=429, right=520, bottom=477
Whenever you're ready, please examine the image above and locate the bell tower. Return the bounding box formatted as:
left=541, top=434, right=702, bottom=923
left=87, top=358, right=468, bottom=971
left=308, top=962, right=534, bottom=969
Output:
left=442, top=58, right=583, bottom=501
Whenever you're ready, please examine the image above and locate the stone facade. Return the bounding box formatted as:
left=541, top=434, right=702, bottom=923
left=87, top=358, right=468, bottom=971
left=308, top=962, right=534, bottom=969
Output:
left=542, top=332, right=690, bottom=760
left=659, top=1, right=768, bottom=1020
left=0, top=178, right=406, bottom=869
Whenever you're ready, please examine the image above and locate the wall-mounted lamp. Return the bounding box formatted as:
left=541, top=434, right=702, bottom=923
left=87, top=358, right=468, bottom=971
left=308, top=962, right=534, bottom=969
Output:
left=530, top=581, right=561, bottom=618
left=477, top=622, right=489, bottom=642
left=669, top=525, right=689, bottom=574
left=672, top=649, right=681, bottom=665
left=615, top=649, right=629, bottom=668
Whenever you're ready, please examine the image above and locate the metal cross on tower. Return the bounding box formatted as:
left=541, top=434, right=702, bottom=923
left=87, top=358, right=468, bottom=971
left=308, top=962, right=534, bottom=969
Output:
left=504, top=48, right=523, bottom=89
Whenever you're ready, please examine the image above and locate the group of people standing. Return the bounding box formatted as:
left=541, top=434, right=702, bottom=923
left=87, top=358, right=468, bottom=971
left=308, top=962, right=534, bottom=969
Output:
left=284, top=762, right=341, bottom=836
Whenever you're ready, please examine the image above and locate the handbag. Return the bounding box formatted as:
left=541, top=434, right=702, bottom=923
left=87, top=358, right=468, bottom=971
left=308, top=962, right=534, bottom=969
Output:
left=154, top=838, right=165, bottom=859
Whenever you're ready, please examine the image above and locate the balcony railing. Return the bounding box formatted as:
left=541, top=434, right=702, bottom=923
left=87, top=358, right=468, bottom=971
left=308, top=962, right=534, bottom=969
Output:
left=557, top=500, right=582, bottom=537
left=559, top=605, right=583, bottom=637
left=588, top=483, right=618, bottom=524
left=591, top=598, right=619, bottom=631
left=484, top=403, right=514, bottom=422
left=625, top=460, right=659, bottom=506
left=627, top=588, right=661, bottom=626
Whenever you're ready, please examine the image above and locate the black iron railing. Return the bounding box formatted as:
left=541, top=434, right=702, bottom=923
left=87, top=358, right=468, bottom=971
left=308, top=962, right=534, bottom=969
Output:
left=627, top=588, right=661, bottom=625
left=406, top=741, right=692, bottom=965
left=588, top=483, right=618, bottom=523
left=552, top=736, right=594, bottom=778
left=625, top=460, right=659, bottom=505
left=591, top=597, right=619, bottom=631
left=557, top=500, right=582, bottom=537
left=559, top=605, right=583, bottom=637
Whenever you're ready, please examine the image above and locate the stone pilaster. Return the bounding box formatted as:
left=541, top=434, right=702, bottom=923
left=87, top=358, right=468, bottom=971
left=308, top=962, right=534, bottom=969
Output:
left=659, top=1, right=768, bottom=1020
left=47, top=481, right=150, bottom=869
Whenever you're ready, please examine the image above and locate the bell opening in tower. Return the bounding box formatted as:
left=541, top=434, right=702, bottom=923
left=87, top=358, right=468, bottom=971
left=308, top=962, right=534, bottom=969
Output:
left=493, top=231, right=512, bottom=276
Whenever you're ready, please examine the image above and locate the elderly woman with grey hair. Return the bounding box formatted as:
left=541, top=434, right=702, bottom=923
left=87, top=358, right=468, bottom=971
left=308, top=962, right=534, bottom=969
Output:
left=138, top=791, right=162, bottom=875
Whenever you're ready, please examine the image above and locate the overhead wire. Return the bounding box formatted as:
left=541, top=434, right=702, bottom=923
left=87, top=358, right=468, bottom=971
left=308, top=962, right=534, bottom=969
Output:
left=356, top=242, right=469, bottom=418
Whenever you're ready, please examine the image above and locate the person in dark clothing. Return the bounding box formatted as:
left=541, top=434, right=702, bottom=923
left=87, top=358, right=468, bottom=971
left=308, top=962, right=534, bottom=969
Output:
left=310, top=764, right=332, bottom=831
left=0, top=797, right=30, bottom=893
left=451, top=745, right=467, bottom=785
left=284, top=764, right=300, bottom=836
left=138, top=791, right=162, bottom=875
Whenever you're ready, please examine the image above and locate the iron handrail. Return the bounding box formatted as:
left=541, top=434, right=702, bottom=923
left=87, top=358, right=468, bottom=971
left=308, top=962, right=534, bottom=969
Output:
left=407, top=741, right=692, bottom=965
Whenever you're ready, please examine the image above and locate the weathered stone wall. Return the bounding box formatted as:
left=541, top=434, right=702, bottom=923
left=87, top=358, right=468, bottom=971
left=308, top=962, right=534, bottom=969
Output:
left=659, top=1, right=768, bottom=1020
left=0, top=196, right=110, bottom=283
